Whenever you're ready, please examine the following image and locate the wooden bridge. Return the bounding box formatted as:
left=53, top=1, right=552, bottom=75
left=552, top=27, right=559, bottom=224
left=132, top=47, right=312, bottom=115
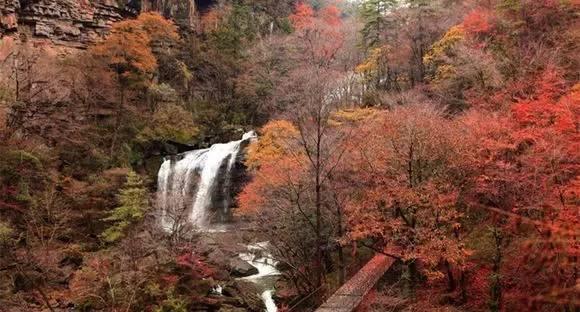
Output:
left=315, top=254, right=395, bottom=312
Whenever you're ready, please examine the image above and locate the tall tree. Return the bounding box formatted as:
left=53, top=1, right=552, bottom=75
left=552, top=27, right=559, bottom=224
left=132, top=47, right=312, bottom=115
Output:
left=345, top=104, right=475, bottom=296
left=286, top=2, right=348, bottom=286
left=89, top=13, right=178, bottom=156
left=359, top=0, right=397, bottom=50
left=240, top=2, right=354, bottom=297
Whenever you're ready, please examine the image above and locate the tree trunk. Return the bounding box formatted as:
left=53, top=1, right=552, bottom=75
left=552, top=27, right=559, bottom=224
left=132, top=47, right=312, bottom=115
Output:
left=459, top=269, right=468, bottom=304
left=445, top=260, right=456, bottom=292
left=403, top=260, right=417, bottom=298
left=336, top=198, right=345, bottom=284
left=110, top=76, right=125, bottom=156
left=337, top=243, right=345, bottom=284
left=315, top=99, right=323, bottom=286
left=490, top=227, right=503, bottom=312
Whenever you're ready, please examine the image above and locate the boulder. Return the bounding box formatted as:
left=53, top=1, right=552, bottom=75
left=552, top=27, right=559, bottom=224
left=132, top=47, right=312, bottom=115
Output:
left=223, top=280, right=266, bottom=312
left=228, top=257, right=258, bottom=278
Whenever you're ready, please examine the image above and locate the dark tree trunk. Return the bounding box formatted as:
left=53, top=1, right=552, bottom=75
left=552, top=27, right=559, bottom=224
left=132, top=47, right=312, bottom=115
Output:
left=445, top=260, right=456, bottom=292
left=490, top=227, right=503, bottom=312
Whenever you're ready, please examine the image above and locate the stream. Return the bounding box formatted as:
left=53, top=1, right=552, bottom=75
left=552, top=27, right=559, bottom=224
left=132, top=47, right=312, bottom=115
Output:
left=239, top=242, right=280, bottom=312
left=157, top=132, right=280, bottom=311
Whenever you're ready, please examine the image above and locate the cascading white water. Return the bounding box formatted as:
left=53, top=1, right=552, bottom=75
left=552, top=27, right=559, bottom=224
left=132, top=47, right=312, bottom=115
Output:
left=262, top=290, right=277, bottom=312
left=157, top=131, right=256, bottom=230
left=240, top=242, right=281, bottom=312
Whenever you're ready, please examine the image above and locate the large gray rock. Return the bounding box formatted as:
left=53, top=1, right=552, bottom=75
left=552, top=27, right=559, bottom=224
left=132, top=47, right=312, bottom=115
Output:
left=223, top=280, right=266, bottom=312
left=228, top=257, right=258, bottom=277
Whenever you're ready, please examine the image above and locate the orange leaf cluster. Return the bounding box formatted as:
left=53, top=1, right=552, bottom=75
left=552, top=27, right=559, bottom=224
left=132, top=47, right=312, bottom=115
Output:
left=289, top=2, right=315, bottom=31
left=88, top=12, right=178, bottom=85
left=238, top=120, right=306, bottom=213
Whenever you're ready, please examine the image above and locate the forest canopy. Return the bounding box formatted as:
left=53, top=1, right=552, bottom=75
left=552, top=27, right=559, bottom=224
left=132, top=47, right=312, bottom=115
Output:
left=0, top=0, right=578, bottom=311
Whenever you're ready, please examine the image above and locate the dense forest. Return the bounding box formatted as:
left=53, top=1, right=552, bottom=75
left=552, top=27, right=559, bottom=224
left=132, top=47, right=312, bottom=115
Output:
left=0, top=0, right=578, bottom=311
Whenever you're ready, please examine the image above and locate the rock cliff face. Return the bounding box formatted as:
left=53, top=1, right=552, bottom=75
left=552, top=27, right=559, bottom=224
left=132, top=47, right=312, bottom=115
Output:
left=140, top=0, right=197, bottom=27
left=0, top=0, right=197, bottom=48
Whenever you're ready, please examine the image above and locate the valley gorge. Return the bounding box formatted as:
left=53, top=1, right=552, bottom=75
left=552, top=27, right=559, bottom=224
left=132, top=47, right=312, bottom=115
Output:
left=0, top=0, right=577, bottom=311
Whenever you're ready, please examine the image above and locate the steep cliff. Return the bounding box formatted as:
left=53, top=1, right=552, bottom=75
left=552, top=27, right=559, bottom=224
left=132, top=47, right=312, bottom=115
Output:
left=0, top=0, right=197, bottom=48
left=140, top=0, right=197, bottom=27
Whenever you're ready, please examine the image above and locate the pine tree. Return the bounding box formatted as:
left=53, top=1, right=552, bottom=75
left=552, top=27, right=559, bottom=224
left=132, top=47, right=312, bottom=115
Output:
left=359, top=0, right=397, bottom=49
left=101, top=171, right=149, bottom=243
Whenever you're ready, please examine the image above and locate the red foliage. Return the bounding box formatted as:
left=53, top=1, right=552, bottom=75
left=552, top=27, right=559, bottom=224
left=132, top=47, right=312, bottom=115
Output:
left=90, top=257, right=111, bottom=276
left=511, top=68, right=569, bottom=129
left=238, top=155, right=306, bottom=213
left=289, top=2, right=315, bottom=30
left=464, top=265, right=492, bottom=310
left=462, top=9, right=493, bottom=35
left=319, top=5, right=342, bottom=27
left=287, top=2, right=344, bottom=62
left=160, top=274, right=179, bottom=286
left=461, top=61, right=579, bottom=308
left=175, top=251, right=215, bottom=279
left=344, top=105, right=474, bottom=278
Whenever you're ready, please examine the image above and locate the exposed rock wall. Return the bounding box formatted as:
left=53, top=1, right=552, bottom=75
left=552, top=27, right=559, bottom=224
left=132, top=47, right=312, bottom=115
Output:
left=0, top=0, right=197, bottom=48
left=141, top=0, right=196, bottom=28
left=0, top=1, right=20, bottom=34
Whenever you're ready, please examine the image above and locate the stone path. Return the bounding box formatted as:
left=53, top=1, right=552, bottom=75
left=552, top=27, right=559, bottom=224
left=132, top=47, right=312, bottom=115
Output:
left=315, top=254, right=395, bottom=312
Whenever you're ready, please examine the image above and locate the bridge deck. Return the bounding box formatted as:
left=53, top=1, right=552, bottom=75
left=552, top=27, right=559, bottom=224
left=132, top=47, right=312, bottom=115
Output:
left=315, top=254, right=395, bottom=312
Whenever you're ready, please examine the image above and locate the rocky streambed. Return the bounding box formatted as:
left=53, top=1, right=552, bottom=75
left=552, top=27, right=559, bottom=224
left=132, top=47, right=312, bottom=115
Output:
left=196, top=223, right=281, bottom=312
left=239, top=242, right=281, bottom=312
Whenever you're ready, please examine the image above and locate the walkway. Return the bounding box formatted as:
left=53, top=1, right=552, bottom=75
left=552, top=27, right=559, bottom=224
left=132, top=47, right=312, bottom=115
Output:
left=315, top=254, right=395, bottom=312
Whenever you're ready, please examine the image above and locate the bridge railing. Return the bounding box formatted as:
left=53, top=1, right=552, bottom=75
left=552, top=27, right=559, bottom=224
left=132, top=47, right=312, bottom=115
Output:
left=315, top=254, right=395, bottom=312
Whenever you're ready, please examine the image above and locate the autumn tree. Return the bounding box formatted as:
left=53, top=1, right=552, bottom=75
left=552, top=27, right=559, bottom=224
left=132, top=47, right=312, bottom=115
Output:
left=424, top=13, right=502, bottom=111
left=89, top=13, right=179, bottom=155
left=239, top=3, right=359, bottom=297
left=284, top=2, right=350, bottom=286
left=345, top=104, right=476, bottom=296
left=239, top=120, right=319, bottom=295
left=461, top=67, right=579, bottom=310
left=355, top=0, right=462, bottom=104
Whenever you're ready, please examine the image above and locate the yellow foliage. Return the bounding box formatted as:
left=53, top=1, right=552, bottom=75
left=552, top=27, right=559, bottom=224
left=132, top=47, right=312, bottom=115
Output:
left=88, top=13, right=178, bottom=86
left=424, top=25, right=465, bottom=66
left=355, top=46, right=388, bottom=74
left=138, top=104, right=198, bottom=143
left=424, top=25, right=466, bottom=85
left=245, top=120, right=299, bottom=170
left=433, top=64, right=458, bottom=82
left=330, top=108, right=380, bottom=126
left=89, top=18, right=157, bottom=81
left=0, top=221, right=13, bottom=245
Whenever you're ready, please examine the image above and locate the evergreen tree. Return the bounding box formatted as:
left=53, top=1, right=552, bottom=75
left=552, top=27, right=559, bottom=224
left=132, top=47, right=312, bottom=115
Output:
left=101, top=171, right=149, bottom=243
left=359, top=0, right=397, bottom=49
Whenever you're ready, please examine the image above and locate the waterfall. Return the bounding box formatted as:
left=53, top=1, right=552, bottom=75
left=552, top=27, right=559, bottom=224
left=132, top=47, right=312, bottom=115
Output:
left=157, top=131, right=256, bottom=230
